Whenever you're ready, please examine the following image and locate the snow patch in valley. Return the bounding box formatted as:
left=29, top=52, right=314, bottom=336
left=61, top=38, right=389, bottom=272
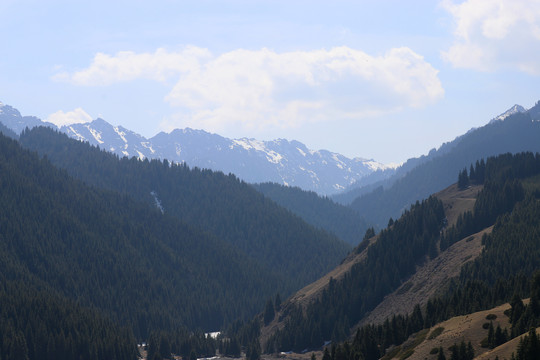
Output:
left=365, top=160, right=400, bottom=171
left=150, top=191, right=165, bottom=214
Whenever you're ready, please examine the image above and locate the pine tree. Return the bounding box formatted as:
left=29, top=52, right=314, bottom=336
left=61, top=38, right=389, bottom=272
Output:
left=488, top=322, right=495, bottom=348
left=437, top=347, right=446, bottom=360
left=322, top=347, right=331, bottom=360
left=264, top=299, right=275, bottom=325
left=458, top=168, right=469, bottom=189
left=275, top=293, right=282, bottom=311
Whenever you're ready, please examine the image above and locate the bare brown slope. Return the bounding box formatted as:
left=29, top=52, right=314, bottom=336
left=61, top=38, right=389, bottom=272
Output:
left=359, top=226, right=490, bottom=327
left=261, top=183, right=483, bottom=344
left=476, top=325, right=538, bottom=360
left=261, top=236, right=374, bottom=345
left=437, top=184, right=482, bottom=227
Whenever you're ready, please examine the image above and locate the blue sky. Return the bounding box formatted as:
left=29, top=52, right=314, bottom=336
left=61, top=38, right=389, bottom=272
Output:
left=1, top=0, right=539, bottom=163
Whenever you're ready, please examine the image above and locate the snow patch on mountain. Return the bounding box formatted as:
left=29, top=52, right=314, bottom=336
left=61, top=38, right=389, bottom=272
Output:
left=114, top=126, right=128, bottom=143
left=86, top=125, right=104, bottom=144
left=141, top=142, right=155, bottom=154
left=66, top=126, right=85, bottom=142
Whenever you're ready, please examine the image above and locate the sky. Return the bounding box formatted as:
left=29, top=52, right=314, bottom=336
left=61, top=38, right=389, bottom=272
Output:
left=1, top=0, right=539, bottom=164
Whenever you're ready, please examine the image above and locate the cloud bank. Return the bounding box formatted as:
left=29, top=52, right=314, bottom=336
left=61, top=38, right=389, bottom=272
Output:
left=47, top=108, right=93, bottom=127
left=54, top=46, right=443, bottom=133
left=442, top=0, right=540, bottom=74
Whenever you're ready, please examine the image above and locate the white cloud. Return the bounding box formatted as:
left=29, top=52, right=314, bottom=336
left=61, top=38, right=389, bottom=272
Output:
left=54, top=46, right=443, bottom=133
left=53, top=46, right=212, bottom=85
left=441, top=0, right=540, bottom=74
left=47, top=108, right=93, bottom=127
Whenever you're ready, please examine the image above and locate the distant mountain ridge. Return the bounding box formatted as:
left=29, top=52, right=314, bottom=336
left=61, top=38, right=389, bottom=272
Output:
left=343, top=102, right=540, bottom=227
left=0, top=102, right=393, bottom=195
left=333, top=103, right=532, bottom=205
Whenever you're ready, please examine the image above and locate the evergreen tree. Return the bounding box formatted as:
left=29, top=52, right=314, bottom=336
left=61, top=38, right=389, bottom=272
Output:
left=458, top=168, right=469, bottom=189
left=275, top=293, right=282, bottom=311
left=264, top=299, right=275, bottom=325
left=437, top=347, right=446, bottom=360
left=322, top=347, right=331, bottom=360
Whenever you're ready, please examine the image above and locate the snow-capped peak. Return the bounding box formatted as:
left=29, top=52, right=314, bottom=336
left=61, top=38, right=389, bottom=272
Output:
left=492, top=104, right=526, bottom=122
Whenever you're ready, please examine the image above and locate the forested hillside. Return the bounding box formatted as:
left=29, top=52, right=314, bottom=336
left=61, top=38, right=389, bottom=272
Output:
left=0, top=131, right=301, bottom=345
left=253, top=182, right=369, bottom=245
left=264, top=196, right=445, bottom=353
left=0, top=121, right=17, bottom=139
left=259, top=152, right=540, bottom=360
left=0, top=280, right=137, bottom=360
left=349, top=111, right=540, bottom=228
left=19, top=127, right=350, bottom=293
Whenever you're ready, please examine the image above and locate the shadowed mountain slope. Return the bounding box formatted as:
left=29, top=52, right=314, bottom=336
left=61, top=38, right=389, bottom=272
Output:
left=19, top=126, right=351, bottom=301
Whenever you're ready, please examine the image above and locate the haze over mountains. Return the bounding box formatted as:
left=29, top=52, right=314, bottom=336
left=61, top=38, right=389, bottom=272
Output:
left=0, top=101, right=394, bottom=195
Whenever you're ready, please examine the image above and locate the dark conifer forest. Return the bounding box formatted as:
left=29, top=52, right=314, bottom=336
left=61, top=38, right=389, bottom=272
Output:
left=19, top=127, right=350, bottom=290
left=253, top=182, right=369, bottom=245
left=0, top=131, right=289, bottom=337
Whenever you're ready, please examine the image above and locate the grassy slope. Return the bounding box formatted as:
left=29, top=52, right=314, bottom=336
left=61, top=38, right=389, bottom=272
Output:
left=393, top=302, right=513, bottom=360
left=476, top=326, right=539, bottom=360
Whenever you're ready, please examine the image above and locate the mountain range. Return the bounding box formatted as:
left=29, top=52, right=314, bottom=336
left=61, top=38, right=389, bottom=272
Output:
left=0, top=101, right=393, bottom=195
